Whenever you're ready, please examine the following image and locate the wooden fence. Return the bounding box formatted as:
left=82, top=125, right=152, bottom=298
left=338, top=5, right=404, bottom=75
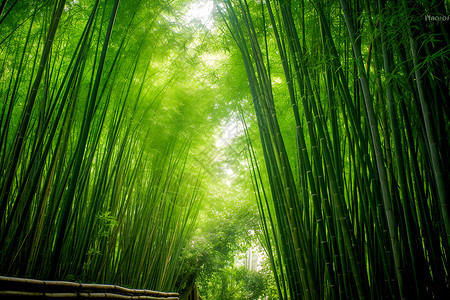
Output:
left=0, top=275, right=179, bottom=299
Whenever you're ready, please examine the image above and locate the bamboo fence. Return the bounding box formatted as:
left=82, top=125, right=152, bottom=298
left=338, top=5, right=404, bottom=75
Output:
left=0, top=276, right=179, bottom=299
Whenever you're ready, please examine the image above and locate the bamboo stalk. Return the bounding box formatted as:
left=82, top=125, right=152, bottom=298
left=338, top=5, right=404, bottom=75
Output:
left=339, top=0, right=405, bottom=297
left=0, top=0, right=67, bottom=231
left=49, top=0, right=120, bottom=278
left=409, top=35, right=450, bottom=248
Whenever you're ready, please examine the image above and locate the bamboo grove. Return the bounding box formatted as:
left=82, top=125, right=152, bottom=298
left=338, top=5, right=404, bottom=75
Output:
left=220, top=0, right=449, bottom=299
left=0, top=0, right=218, bottom=292
left=1, top=0, right=449, bottom=299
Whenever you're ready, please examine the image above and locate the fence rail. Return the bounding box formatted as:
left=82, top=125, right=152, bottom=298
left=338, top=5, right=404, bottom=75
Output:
left=0, top=276, right=179, bottom=299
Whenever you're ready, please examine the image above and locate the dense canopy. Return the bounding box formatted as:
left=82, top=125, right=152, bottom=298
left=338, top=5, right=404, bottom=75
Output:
left=0, top=0, right=449, bottom=299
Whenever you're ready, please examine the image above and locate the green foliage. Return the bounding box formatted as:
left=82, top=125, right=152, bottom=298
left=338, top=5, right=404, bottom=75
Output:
left=198, top=266, right=268, bottom=300
left=221, top=0, right=450, bottom=299
left=233, top=267, right=267, bottom=300
left=0, top=0, right=222, bottom=292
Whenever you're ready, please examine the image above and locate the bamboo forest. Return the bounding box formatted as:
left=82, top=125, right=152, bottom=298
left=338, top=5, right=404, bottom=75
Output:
left=0, top=0, right=449, bottom=299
